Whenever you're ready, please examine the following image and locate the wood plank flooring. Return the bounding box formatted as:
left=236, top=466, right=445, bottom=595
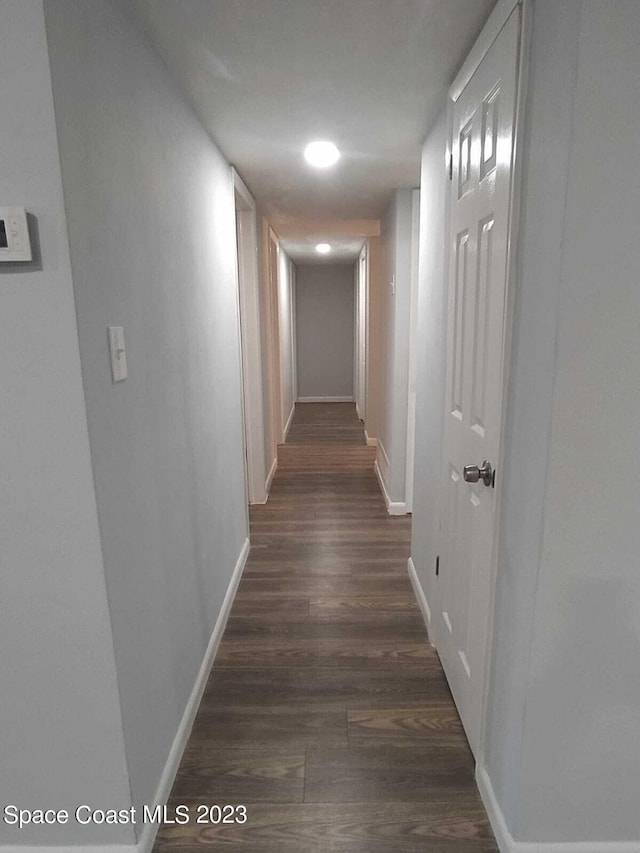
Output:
left=153, top=403, right=497, bottom=852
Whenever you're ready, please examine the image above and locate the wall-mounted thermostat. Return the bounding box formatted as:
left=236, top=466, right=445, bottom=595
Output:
left=0, top=207, right=32, bottom=262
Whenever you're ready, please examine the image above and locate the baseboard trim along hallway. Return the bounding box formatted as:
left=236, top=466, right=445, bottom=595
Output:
left=138, top=536, right=250, bottom=853
left=265, top=456, right=278, bottom=496
left=476, top=766, right=640, bottom=853
left=0, top=845, right=141, bottom=853
left=374, top=458, right=408, bottom=515
left=283, top=405, right=296, bottom=441
left=296, top=396, right=354, bottom=403
left=407, top=556, right=432, bottom=634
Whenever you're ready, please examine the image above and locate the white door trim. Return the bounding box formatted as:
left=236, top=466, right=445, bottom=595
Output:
left=277, top=251, right=295, bottom=440
left=233, top=169, right=267, bottom=504
left=353, top=259, right=360, bottom=418
left=475, top=0, right=532, bottom=769
left=355, top=243, right=369, bottom=423
left=450, top=0, right=522, bottom=103
left=268, top=227, right=285, bottom=444
left=290, top=260, right=298, bottom=407
left=404, top=189, right=420, bottom=514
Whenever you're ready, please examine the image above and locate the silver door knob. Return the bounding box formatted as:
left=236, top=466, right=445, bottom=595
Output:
left=463, top=460, right=493, bottom=487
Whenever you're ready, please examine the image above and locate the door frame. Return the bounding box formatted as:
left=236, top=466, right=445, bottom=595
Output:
left=404, top=189, right=421, bottom=514
left=275, top=245, right=296, bottom=440
left=355, top=242, right=368, bottom=422
left=290, top=260, right=298, bottom=409
left=267, top=227, right=285, bottom=444
left=233, top=169, right=268, bottom=504
left=438, top=0, right=531, bottom=764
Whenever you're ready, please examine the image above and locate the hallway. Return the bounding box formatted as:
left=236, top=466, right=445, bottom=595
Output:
left=154, top=404, right=497, bottom=852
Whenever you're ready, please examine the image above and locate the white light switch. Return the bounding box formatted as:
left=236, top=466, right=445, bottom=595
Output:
left=0, top=206, right=32, bottom=262
left=108, top=326, right=128, bottom=382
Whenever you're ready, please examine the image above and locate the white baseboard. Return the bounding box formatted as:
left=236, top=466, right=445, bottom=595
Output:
left=296, top=396, right=354, bottom=403
left=0, top=845, right=137, bottom=853
left=136, top=535, right=250, bottom=853
left=0, top=539, right=252, bottom=853
left=476, top=763, right=514, bottom=853
left=407, top=557, right=431, bottom=634
left=476, top=765, right=640, bottom=853
left=264, top=456, right=277, bottom=497
left=364, top=430, right=377, bottom=447
left=374, top=459, right=408, bottom=516
left=283, top=405, right=295, bottom=441
left=377, top=438, right=390, bottom=473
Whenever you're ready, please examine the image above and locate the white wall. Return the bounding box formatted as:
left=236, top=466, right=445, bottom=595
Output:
left=489, top=0, right=640, bottom=843
left=411, top=0, right=640, bottom=846
left=296, top=264, right=355, bottom=400
left=409, top=110, right=448, bottom=634
left=44, top=0, right=249, bottom=827
left=482, top=0, right=582, bottom=831
left=376, top=189, right=417, bottom=506
left=0, top=0, right=132, bottom=845
left=277, top=246, right=296, bottom=435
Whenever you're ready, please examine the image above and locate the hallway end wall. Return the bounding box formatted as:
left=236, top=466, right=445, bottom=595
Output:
left=45, top=0, right=249, bottom=825
left=296, top=263, right=355, bottom=400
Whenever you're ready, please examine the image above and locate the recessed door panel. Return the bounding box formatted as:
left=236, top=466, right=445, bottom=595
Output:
left=470, top=215, right=495, bottom=438
left=452, top=230, right=470, bottom=420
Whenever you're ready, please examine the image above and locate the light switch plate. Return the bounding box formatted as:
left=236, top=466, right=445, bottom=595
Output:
left=108, top=326, right=128, bottom=382
left=0, top=206, right=32, bottom=262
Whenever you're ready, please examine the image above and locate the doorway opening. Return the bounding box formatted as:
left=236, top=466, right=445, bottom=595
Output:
left=233, top=169, right=268, bottom=504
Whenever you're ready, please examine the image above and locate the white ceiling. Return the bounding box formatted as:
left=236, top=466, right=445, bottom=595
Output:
left=280, top=237, right=365, bottom=265
left=129, top=0, right=495, bottom=231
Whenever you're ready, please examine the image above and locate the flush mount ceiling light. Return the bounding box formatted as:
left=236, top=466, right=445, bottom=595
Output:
left=304, top=140, right=340, bottom=169
left=316, top=243, right=331, bottom=254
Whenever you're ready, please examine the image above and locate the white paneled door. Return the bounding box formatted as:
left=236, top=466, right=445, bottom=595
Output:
left=438, top=6, right=521, bottom=756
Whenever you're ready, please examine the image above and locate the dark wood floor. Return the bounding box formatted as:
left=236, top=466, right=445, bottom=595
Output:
left=154, top=403, right=497, bottom=852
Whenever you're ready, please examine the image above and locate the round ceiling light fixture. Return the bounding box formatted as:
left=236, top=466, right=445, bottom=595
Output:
left=304, top=140, right=340, bottom=169
left=316, top=243, right=332, bottom=254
